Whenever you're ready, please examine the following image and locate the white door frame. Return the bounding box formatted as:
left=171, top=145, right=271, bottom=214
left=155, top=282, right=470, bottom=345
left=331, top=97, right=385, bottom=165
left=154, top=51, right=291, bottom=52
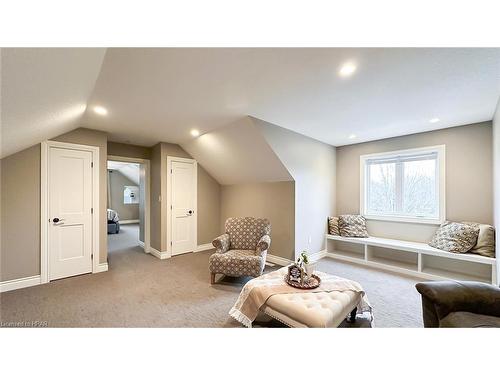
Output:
left=40, top=140, right=101, bottom=284
left=107, top=155, right=151, bottom=254
left=164, top=156, right=197, bottom=258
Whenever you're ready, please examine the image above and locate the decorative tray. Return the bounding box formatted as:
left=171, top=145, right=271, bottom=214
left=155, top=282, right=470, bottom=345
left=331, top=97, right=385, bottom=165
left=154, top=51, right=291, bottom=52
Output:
left=284, top=274, right=321, bottom=289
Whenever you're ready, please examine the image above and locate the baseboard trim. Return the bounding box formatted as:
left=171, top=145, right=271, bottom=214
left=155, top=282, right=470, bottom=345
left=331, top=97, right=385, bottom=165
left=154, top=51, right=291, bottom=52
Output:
left=0, top=275, right=41, bottom=293
left=195, top=243, right=214, bottom=252
left=309, top=249, right=328, bottom=263
left=120, top=219, right=140, bottom=224
left=266, top=254, right=293, bottom=267
left=267, top=250, right=327, bottom=268
left=149, top=247, right=170, bottom=260
left=94, top=263, right=108, bottom=273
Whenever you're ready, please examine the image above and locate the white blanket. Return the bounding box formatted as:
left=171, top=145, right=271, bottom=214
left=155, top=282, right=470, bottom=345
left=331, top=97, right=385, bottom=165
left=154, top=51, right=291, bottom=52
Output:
left=107, top=208, right=120, bottom=222
left=229, top=266, right=372, bottom=327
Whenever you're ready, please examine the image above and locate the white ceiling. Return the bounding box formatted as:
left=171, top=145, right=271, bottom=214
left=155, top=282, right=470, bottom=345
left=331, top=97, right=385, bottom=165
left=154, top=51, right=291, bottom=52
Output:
left=2, top=48, right=500, bottom=159
left=84, top=48, right=500, bottom=148
left=107, top=160, right=140, bottom=185
left=181, top=117, right=292, bottom=185
left=1, top=48, right=106, bottom=157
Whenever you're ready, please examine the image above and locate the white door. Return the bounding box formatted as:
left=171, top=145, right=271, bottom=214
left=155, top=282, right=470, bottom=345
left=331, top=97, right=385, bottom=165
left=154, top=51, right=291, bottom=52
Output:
left=170, top=159, right=197, bottom=256
left=48, top=147, right=93, bottom=280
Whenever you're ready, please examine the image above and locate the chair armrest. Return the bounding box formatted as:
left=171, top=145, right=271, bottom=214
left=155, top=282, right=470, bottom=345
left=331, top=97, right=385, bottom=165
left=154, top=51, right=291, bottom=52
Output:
left=256, top=235, right=271, bottom=255
left=415, top=281, right=500, bottom=323
left=212, top=233, right=230, bottom=253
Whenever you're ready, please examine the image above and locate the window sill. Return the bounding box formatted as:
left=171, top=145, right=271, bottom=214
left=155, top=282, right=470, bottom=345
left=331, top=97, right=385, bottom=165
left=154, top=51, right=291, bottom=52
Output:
left=363, top=214, right=444, bottom=225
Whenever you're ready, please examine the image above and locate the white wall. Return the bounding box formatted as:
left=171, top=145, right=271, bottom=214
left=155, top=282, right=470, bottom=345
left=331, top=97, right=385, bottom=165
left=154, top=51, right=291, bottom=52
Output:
left=493, top=98, right=500, bottom=285
left=255, top=117, right=336, bottom=258
left=181, top=117, right=292, bottom=185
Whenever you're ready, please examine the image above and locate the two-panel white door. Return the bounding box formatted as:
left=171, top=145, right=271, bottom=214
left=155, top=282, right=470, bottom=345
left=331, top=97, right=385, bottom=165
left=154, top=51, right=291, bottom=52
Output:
left=48, top=147, right=93, bottom=280
left=170, top=159, right=196, bottom=256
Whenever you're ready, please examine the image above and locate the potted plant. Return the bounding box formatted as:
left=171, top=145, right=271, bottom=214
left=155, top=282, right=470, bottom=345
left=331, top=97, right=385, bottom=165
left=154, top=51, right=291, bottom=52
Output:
left=297, top=250, right=314, bottom=278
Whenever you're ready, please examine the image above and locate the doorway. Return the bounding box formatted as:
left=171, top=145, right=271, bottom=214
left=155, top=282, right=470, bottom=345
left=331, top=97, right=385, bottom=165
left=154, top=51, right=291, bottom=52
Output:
left=166, top=156, right=197, bottom=256
left=106, top=156, right=150, bottom=258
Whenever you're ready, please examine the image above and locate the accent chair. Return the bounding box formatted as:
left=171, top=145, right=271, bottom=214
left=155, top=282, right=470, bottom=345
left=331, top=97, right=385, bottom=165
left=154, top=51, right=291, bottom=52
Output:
left=209, top=217, right=271, bottom=284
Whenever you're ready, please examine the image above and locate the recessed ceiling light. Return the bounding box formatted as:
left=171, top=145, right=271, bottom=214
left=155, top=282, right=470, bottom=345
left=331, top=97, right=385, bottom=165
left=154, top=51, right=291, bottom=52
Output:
left=348, top=134, right=357, bottom=139
left=190, top=129, right=200, bottom=137
left=339, top=62, right=357, bottom=77
left=429, top=118, right=440, bottom=123
left=93, top=106, right=108, bottom=116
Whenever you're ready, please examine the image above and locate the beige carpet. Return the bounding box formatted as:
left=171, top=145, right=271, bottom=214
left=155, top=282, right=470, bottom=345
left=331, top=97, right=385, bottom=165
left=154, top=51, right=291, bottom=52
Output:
left=1, top=225, right=423, bottom=327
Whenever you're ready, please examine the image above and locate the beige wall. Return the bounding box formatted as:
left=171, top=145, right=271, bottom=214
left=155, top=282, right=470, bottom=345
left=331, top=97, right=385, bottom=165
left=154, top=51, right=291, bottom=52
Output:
left=150, top=143, right=162, bottom=250
left=52, top=128, right=108, bottom=263
left=493, top=100, right=500, bottom=284
left=0, top=145, right=41, bottom=281
left=257, top=119, right=336, bottom=257
left=198, top=166, right=221, bottom=245
left=336, top=122, right=493, bottom=242
left=220, top=182, right=295, bottom=260
left=107, top=170, right=139, bottom=221
left=150, top=142, right=222, bottom=251
left=1, top=132, right=220, bottom=281
left=107, top=141, right=151, bottom=160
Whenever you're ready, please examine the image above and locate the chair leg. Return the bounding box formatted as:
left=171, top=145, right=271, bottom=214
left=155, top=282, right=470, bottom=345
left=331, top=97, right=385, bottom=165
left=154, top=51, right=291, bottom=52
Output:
left=210, top=272, right=216, bottom=284
left=347, top=307, right=357, bottom=323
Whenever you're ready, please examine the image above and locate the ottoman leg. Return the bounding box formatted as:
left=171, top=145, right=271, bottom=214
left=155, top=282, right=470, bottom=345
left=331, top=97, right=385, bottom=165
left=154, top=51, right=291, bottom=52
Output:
left=210, top=272, right=216, bottom=284
left=348, top=307, right=357, bottom=323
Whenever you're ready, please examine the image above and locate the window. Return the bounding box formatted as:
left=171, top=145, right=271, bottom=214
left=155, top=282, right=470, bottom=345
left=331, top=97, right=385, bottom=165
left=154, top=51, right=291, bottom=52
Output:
left=360, top=145, right=445, bottom=224
left=124, top=185, right=139, bottom=204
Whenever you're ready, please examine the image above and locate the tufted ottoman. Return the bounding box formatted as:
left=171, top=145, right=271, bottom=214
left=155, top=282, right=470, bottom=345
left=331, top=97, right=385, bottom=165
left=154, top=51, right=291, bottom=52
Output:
left=259, top=290, right=362, bottom=328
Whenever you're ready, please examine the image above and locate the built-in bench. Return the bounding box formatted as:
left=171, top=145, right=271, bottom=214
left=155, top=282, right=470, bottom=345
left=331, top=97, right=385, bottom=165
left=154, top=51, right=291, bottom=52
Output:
left=325, top=234, right=497, bottom=285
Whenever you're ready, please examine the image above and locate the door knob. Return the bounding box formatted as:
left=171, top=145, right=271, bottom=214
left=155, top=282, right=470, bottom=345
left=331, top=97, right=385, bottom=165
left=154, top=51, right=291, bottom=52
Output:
left=188, top=210, right=193, bottom=215
left=52, top=218, right=60, bottom=223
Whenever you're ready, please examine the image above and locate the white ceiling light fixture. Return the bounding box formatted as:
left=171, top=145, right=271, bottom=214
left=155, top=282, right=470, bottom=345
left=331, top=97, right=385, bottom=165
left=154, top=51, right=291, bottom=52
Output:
left=339, top=62, right=357, bottom=77
left=190, top=129, right=200, bottom=137
left=93, top=106, right=108, bottom=116
left=429, top=118, right=440, bottom=123
left=348, top=134, right=357, bottom=139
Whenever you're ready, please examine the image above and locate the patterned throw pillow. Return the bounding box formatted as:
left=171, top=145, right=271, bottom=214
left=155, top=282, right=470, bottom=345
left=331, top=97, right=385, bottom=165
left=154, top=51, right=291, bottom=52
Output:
left=338, top=215, right=369, bottom=238
left=463, top=222, right=495, bottom=258
left=328, top=217, right=340, bottom=236
left=429, top=222, right=480, bottom=253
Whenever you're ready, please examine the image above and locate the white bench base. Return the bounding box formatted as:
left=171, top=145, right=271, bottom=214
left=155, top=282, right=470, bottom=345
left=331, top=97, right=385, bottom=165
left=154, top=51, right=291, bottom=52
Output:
left=326, top=234, right=497, bottom=285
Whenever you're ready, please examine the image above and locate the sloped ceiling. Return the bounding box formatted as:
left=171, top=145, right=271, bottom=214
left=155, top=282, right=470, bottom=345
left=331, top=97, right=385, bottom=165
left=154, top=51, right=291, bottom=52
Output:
left=1, top=48, right=106, bottom=158
left=84, top=48, right=500, bottom=149
left=2, top=48, right=500, bottom=160
left=107, top=160, right=140, bottom=185
left=181, top=117, right=292, bottom=185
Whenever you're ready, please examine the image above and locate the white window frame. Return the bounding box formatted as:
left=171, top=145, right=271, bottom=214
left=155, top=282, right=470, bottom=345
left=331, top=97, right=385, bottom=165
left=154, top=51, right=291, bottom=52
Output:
left=359, top=145, right=446, bottom=225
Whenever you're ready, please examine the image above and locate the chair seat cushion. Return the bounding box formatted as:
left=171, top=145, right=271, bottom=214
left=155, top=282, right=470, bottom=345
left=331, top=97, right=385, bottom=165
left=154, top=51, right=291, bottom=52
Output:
left=440, top=311, right=500, bottom=328
left=209, top=250, right=264, bottom=277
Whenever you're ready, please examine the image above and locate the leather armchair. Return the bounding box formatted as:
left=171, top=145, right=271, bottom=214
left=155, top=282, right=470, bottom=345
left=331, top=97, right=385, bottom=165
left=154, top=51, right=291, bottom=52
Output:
left=209, top=217, right=271, bottom=284
left=415, top=281, right=500, bottom=328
